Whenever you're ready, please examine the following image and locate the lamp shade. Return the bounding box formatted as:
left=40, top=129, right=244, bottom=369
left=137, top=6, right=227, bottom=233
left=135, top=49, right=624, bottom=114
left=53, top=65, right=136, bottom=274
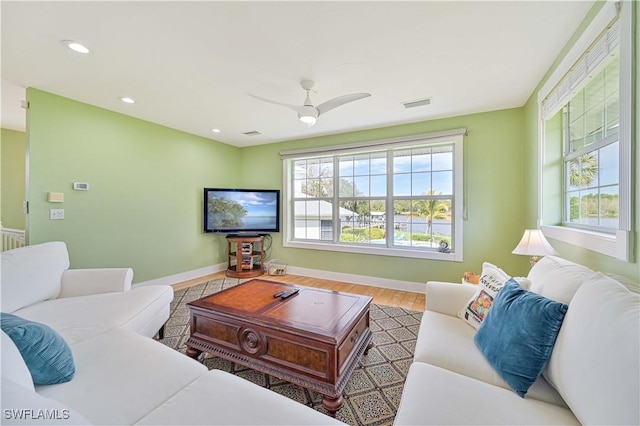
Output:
left=512, top=229, right=557, bottom=256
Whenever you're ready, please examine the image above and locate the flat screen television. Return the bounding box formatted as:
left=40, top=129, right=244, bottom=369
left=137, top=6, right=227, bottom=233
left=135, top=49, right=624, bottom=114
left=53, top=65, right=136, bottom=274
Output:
left=203, top=188, right=280, bottom=234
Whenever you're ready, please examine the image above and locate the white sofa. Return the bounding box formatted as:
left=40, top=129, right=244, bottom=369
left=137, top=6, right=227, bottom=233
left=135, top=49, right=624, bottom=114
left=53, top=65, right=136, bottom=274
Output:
left=395, top=256, right=640, bottom=425
left=1, top=242, right=343, bottom=425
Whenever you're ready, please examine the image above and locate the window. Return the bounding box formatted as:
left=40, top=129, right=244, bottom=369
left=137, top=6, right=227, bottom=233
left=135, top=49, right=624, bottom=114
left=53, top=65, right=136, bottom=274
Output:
left=563, top=53, right=619, bottom=232
left=281, top=130, right=465, bottom=261
left=538, top=1, right=633, bottom=261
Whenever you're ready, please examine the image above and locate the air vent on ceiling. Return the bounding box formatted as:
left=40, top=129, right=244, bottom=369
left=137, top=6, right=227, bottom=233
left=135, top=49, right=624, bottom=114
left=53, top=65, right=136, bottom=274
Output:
left=402, top=97, right=432, bottom=109
left=243, top=130, right=262, bottom=136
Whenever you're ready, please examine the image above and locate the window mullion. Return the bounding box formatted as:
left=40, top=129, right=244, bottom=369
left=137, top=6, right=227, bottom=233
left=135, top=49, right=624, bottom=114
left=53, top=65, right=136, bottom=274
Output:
left=564, top=132, right=619, bottom=160
left=333, top=156, right=339, bottom=243
left=386, top=150, right=394, bottom=247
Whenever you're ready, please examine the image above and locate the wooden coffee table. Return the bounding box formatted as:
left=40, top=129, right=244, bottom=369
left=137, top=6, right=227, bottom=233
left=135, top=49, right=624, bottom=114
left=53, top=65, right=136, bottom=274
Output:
left=185, top=279, right=373, bottom=415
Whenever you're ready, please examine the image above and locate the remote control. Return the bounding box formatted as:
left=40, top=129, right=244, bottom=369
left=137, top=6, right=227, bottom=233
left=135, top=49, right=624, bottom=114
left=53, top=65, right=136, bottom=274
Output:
left=279, top=289, right=299, bottom=299
left=273, top=291, right=286, bottom=298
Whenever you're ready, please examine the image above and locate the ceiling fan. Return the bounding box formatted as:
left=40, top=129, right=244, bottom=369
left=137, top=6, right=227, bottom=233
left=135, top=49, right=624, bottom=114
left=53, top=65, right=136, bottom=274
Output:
left=249, top=80, right=371, bottom=127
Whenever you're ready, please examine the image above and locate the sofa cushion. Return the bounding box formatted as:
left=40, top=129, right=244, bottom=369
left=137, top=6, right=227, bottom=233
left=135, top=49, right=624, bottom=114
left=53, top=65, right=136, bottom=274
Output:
left=14, top=285, right=173, bottom=344
left=136, top=370, right=346, bottom=425
left=474, top=279, right=567, bottom=398
left=1, top=242, right=69, bottom=313
left=413, top=310, right=567, bottom=406
left=512, top=276, right=532, bottom=290
left=605, top=272, right=640, bottom=293
left=1, top=313, right=75, bottom=385
left=426, top=282, right=478, bottom=316
left=544, top=273, right=639, bottom=425
left=458, top=262, right=510, bottom=329
left=527, top=255, right=595, bottom=304
left=1, top=330, right=34, bottom=391
left=59, top=268, right=133, bottom=298
left=394, top=362, right=579, bottom=425
left=36, top=327, right=207, bottom=426
left=1, top=379, right=91, bottom=425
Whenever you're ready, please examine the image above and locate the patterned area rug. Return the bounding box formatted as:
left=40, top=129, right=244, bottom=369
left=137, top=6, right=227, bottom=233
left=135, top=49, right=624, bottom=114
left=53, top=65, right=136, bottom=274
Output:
left=159, top=279, right=423, bottom=426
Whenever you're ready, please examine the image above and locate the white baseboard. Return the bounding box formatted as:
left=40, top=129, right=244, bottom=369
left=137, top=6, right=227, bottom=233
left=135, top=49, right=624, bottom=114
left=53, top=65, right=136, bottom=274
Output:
left=287, top=266, right=426, bottom=294
left=135, top=263, right=226, bottom=287
left=136, top=263, right=426, bottom=294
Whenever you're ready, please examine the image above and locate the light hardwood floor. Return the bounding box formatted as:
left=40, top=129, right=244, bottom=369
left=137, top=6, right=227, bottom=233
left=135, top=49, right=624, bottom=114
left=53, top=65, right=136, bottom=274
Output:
left=173, top=272, right=426, bottom=312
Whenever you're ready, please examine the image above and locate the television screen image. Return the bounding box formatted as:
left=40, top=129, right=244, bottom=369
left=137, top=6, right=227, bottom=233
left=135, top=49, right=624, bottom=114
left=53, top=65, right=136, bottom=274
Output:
left=204, top=188, right=280, bottom=234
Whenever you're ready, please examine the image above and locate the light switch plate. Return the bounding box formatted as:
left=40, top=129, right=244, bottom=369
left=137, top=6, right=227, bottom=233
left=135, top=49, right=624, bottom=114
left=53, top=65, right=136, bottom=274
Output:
left=50, top=209, right=64, bottom=220
left=48, top=192, right=64, bottom=203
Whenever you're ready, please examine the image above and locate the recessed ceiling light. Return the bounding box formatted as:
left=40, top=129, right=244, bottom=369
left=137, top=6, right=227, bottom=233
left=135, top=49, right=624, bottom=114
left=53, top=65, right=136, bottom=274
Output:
left=119, top=97, right=135, bottom=104
left=61, top=40, right=90, bottom=54
left=211, top=128, right=221, bottom=133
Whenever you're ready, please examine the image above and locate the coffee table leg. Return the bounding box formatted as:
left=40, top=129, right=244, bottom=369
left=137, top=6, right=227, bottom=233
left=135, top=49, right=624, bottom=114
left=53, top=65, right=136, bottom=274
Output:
left=322, top=394, right=344, bottom=417
left=186, top=347, right=202, bottom=360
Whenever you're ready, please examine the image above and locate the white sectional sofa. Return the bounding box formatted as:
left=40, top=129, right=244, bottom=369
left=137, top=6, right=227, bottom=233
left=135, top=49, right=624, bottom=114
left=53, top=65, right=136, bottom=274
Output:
left=1, top=242, right=343, bottom=425
left=394, top=256, right=640, bottom=425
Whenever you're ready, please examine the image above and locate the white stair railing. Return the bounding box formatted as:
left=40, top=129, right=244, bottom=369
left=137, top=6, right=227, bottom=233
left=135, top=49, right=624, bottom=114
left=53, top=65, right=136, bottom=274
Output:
left=1, top=226, right=26, bottom=252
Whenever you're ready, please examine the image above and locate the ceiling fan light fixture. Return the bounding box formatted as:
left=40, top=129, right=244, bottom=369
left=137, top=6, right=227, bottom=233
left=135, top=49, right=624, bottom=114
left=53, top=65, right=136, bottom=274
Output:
left=250, top=80, right=369, bottom=128
left=299, top=115, right=317, bottom=127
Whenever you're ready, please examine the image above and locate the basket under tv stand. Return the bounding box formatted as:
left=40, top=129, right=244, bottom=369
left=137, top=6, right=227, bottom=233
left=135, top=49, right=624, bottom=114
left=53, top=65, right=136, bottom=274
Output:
left=225, top=234, right=265, bottom=278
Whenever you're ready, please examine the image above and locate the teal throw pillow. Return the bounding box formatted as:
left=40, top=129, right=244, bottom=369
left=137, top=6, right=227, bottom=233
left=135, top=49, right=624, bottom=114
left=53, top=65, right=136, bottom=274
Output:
left=474, top=279, right=567, bottom=398
left=1, top=313, right=75, bottom=385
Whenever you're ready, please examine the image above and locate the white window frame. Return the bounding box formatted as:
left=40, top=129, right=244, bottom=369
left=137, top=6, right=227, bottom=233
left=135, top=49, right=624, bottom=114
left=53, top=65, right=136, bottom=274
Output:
left=537, top=1, right=633, bottom=262
left=280, top=129, right=466, bottom=261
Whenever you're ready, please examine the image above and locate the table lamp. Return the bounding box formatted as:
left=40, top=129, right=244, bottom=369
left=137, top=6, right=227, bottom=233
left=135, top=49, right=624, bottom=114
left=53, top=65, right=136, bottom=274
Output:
left=512, top=229, right=557, bottom=267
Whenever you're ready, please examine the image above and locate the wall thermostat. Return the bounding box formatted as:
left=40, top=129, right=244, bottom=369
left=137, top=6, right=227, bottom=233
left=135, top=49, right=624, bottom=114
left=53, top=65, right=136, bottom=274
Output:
left=73, top=182, right=90, bottom=191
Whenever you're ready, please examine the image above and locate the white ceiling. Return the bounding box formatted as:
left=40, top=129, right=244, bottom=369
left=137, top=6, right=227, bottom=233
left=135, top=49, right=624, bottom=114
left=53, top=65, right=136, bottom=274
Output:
left=1, top=1, right=592, bottom=147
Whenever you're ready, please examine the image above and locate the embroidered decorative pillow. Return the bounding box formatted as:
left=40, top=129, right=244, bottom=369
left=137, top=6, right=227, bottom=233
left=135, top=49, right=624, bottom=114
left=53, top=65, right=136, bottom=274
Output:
left=474, top=279, right=568, bottom=397
left=1, top=313, right=75, bottom=385
left=458, top=262, right=510, bottom=329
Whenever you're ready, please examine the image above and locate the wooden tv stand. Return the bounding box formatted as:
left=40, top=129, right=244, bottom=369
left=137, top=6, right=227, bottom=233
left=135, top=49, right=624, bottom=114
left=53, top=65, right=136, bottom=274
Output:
left=225, top=235, right=265, bottom=278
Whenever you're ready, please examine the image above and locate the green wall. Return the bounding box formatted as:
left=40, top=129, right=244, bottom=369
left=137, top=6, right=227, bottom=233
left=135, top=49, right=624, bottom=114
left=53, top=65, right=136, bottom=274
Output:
left=522, top=2, right=639, bottom=281
left=1, top=128, right=26, bottom=229
left=240, top=108, right=531, bottom=283
left=28, top=87, right=530, bottom=285
left=27, top=89, right=240, bottom=282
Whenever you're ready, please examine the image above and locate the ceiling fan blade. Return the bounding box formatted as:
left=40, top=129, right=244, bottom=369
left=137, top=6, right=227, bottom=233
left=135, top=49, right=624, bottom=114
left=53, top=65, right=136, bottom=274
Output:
left=316, top=93, right=371, bottom=116
left=248, top=94, right=306, bottom=114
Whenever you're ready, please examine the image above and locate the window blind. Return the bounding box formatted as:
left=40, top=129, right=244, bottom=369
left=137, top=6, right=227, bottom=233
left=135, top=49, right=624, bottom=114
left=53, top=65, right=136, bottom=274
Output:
left=541, top=16, right=620, bottom=120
